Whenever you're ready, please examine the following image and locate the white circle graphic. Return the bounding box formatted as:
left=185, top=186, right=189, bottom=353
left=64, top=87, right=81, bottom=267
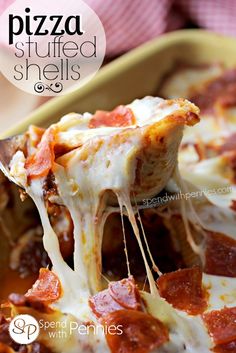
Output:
left=0, top=0, right=106, bottom=96
left=9, top=314, right=40, bottom=344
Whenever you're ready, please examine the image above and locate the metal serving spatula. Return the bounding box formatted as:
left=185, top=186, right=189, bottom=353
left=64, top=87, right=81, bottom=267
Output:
left=0, top=135, right=26, bottom=187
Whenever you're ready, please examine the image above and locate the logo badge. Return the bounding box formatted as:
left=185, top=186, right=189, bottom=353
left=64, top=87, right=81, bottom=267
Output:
left=9, top=314, right=40, bottom=344
left=0, top=0, right=106, bottom=96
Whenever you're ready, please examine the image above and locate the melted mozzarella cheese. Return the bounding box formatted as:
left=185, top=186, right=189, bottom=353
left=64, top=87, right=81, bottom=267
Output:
left=142, top=292, right=212, bottom=353
left=159, top=65, right=223, bottom=99
left=181, top=115, right=224, bottom=146
left=181, top=179, right=236, bottom=240
left=56, top=97, right=198, bottom=150
left=6, top=96, right=224, bottom=353
left=203, top=274, right=236, bottom=311
left=7, top=96, right=197, bottom=299
left=179, top=156, right=236, bottom=208
left=143, top=274, right=236, bottom=353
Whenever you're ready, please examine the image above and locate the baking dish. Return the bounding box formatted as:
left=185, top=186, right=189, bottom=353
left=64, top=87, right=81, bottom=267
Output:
left=2, top=29, right=236, bottom=138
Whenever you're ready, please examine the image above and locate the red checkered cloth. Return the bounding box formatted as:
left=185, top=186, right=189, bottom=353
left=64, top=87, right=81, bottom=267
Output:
left=1, top=0, right=236, bottom=56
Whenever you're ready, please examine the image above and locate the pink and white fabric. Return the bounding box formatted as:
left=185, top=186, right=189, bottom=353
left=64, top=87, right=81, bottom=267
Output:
left=1, top=0, right=236, bottom=56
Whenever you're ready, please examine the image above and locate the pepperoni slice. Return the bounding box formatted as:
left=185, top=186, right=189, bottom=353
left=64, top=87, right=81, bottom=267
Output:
left=89, top=106, right=136, bottom=128
left=89, top=277, right=142, bottom=319
left=25, top=128, right=57, bottom=180
left=202, top=307, right=236, bottom=345
left=109, top=277, right=141, bottom=310
left=25, top=268, right=61, bottom=304
left=89, top=289, right=124, bottom=319
left=102, top=309, right=169, bottom=353
left=213, top=340, right=236, bottom=353
left=157, top=267, right=208, bottom=315
left=204, top=232, right=236, bottom=277
left=190, top=68, right=236, bottom=114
